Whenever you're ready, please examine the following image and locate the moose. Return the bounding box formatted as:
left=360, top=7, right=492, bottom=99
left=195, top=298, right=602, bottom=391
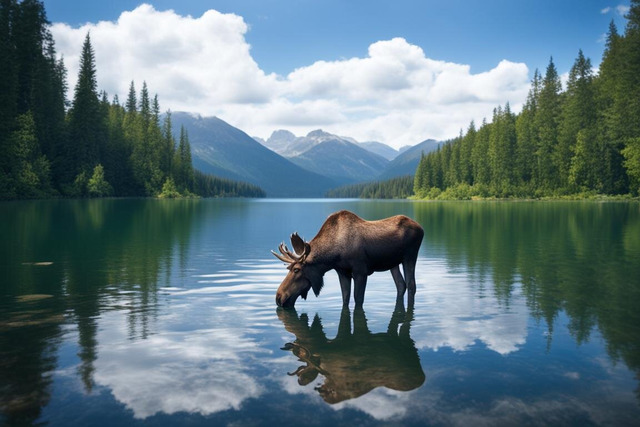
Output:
left=272, top=210, right=424, bottom=307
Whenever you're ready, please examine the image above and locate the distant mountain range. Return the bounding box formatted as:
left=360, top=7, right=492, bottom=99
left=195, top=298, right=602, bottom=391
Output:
left=169, top=113, right=336, bottom=197
left=170, top=112, right=440, bottom=197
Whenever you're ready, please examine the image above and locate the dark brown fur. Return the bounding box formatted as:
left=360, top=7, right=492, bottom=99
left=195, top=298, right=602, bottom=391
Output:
left=273, top=210, right=424, bottom=307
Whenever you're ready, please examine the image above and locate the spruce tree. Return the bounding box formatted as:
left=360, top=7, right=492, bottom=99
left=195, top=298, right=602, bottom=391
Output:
left=66, top=32, right=104, bottom=188
left=557, top=50, right=596, bottom=190
left=535, top=58, right=562, bottom=192
left=516, top=69, right=541, bottom=188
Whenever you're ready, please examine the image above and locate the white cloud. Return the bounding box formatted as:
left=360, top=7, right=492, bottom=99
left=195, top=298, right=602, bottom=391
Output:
left=601, top=5, right=630, bottom=16
left=616, top=4, right=630, bottom=15
left=50, top=4, right=530, bottom=148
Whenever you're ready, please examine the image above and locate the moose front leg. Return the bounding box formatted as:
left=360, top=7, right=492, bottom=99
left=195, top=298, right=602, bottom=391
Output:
left=336, top=270, right=352, bottom=306
left=390, top=265, right=406, bottom=298
left=353, top=275, right=368, bottom=307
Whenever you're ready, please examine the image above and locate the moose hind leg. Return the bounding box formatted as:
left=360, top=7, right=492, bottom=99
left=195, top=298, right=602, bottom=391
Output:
left=402, top=257, right=418, bottom=299
left=391, top=265, right=406, bottom=297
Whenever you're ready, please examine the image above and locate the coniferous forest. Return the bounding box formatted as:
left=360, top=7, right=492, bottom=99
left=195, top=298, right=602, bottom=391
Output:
left=414, top=3, right=640, bottom=199
left=325, top=175, right=414, bottom=199
left=0, top=0, right=264, bottom=200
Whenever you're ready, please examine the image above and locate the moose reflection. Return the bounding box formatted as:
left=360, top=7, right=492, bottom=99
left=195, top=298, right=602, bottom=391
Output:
left=272, top=210, right=424, bottom=307
left=278, top=300, right=425, bottom=404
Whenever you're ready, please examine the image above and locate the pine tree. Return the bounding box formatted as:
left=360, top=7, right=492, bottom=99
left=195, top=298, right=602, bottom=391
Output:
left=472, top=119, right=491, bottom=186
left=516, top=70, right=541, bottom=188
left=125, top=80, right=137, bottom=114
left=66, top=32, right=104, bottom=188
left=535, top=58, right=562, bottom=192
left=557, top=50, right=596, bottom=190
left=173, top=126, right=194, bottom=193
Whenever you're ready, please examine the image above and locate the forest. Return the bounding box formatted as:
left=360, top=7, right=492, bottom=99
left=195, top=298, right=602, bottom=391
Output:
left=0, top=0, right=264, bottom=200
left=325, top=175, right=414, bottom=199
left=414, top=3, right=640, bottom=199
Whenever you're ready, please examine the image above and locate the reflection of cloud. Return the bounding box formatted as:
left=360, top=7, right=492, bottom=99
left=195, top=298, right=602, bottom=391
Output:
left=362, top=259, right=528, bottom=355
left=93, top=297, right=267, bottom=418
left=331, top=388, right=414, bottom=420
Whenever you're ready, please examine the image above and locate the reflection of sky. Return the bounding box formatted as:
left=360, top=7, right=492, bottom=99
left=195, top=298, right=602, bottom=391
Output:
left=92, top=261, right=281, bottom=419
left=94, top=306, right=265, bottom=418
left=89, top=254, right=530, bottom=420
left=410, top=258, right=528, bottom=355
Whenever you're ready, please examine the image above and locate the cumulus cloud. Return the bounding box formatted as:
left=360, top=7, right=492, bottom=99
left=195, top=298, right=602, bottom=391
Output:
left=601, top=5, right=630, bottom=16
left=50, top=4, right=530, bottom=148
left=616, top=4, right=631, bottom=15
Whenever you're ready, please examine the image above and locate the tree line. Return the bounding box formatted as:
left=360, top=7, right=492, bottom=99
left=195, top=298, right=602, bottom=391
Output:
left=0, top=0, right=264, bottom=200
left=325, top=175, right=414, bottom=199
left=414, top=4, right=640, bottom=199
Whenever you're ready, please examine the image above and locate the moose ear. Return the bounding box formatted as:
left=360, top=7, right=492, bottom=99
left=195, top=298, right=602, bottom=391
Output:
left=290, top=233, right=306, bottom=256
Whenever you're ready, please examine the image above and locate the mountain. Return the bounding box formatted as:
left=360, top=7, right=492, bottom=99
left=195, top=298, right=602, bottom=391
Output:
left=261, top=129, right=297, bottom=154
left=289, top=137, right=389, bottom=184
left=378, top=139, right=440, bottom=179
left=358, top=141, right=399, bottom=160
left=261, top=129, right=399, bottom=161
left=169, top=112, right=336, bottom=197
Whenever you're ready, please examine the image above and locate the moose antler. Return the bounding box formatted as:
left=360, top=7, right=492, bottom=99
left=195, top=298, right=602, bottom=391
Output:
left=271, top=233, right=311, bottom=264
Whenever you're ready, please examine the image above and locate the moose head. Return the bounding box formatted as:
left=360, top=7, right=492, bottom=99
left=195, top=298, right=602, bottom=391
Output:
left=272, top=233, right=324, bottom=308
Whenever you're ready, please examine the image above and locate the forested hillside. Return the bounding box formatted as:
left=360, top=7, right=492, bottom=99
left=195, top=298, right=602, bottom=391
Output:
left=0, top=0, right=264, bottom=199
left=325, top=175, right=414, bottom=199
left=414, top=4, right=640, bottom=199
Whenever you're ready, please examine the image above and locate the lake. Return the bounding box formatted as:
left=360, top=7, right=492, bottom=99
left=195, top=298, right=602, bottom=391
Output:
left=1, top=198, right=639, bottom=426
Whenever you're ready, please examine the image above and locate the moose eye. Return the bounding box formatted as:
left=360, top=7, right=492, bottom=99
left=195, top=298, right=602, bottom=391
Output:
left=293, top=268, right=300, bottom=273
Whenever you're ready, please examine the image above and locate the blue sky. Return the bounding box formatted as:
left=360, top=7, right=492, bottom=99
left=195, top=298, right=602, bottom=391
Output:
left=44, top=1, right=631, bottom=147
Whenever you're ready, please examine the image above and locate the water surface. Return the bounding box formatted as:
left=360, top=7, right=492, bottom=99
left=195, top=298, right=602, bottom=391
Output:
left=1, top=199, right=639, bottom=426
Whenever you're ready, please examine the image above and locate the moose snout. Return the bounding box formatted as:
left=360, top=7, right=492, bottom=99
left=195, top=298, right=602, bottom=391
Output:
left=276, top=292, right=293, bottom=308
left=276, top=292, right=285, bottom=307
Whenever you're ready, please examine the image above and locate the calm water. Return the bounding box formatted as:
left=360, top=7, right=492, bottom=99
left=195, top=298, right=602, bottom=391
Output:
left=1, top=199, right=640, bottom=426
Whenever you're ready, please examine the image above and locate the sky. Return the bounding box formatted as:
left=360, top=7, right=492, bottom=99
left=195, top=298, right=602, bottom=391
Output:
left=44, top=1, right=631, bottom=149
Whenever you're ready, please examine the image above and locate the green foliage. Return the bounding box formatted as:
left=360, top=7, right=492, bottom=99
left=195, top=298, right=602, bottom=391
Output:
left=87, top=164, right=113, bottom=197
left=0, top=1, right=265, bottom=200
left=193, top=170, right=266, bottom=198
left=414, top=18, right=640, bottom=200
left=326, top=175, right=414, bottom=199
left=622, top=137, right=640, bottom=195
left=157, top=176, right=182, bottom=199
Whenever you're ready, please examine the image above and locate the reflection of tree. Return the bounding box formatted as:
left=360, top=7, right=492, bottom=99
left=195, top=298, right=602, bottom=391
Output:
left=0, top=199, right=205, bottom=420
left=413, top=201, right=640, bottom=393
left=278, top=300, right=425, bottom=404
left=0, top=296, right=63, bottom=425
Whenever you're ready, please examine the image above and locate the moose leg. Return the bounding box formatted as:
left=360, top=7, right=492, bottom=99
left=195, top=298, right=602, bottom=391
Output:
left=353, top=275, right=368, bottom=307
left=337, top=270, right=352, bottom=306
left=391, top=265, right=406, bottom=298
left=402, top=257, right=418, bottom=305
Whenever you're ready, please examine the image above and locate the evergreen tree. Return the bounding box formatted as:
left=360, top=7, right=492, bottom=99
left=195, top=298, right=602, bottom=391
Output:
left=125, top=80, right=137, bottom=114
left=471, top=119, right=491, bottom=186
left=535, top=58, right=562, bottom=191
left=8, top=112, right=51, bottom=198
left=173, top=126, right=194, bottom=193
left=557, top=50, right=596, bottom=190
left=516, top=70, right=541, bottom=187
left=87, top=164, right=112, bottom=197
left=597, top=21, right=629, bottom=194
left=66, top=32, right=104, bottom=188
